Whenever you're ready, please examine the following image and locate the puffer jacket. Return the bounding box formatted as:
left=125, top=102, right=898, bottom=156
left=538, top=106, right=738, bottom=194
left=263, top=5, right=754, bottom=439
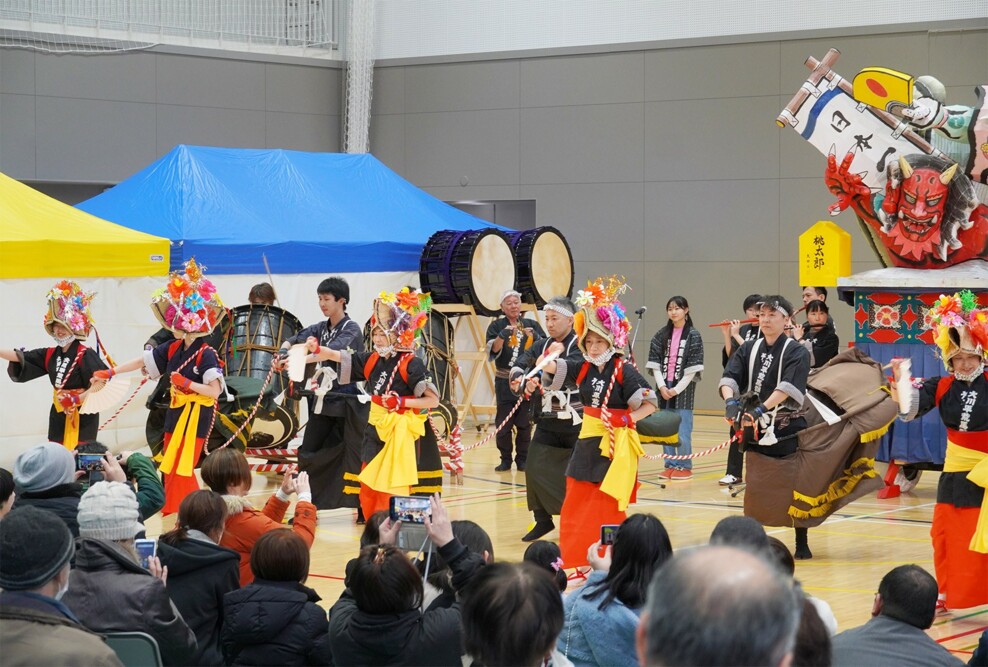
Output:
left=12, top=483, right=83, bottom=536
left=62, top=538, right=197, bottom=666
left=222, top=579, right=331, bottom=665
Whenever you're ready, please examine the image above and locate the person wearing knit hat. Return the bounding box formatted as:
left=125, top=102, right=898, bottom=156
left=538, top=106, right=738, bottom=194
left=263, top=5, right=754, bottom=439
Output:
left=95, top=258, right=227, bottom=515
left=305, top=287, right=441, bottom=519
left=0, top=467, right=14, bottom=520
left=0, top=506, right=123, bottom=667
left=891, top=290, right=988, bottom=611
left=486, top=289, right=545, bottom=472
left=63, top=482, right=198, bottom=665
left=1, top=281, right=109, bottom=449
left=11, top=441, right=84, bottom=536
left=535, top=277, right=658, bottom=567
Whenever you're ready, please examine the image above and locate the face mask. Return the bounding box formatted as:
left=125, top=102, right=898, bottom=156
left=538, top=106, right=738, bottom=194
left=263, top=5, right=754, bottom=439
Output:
left=54, top=577, right=69, bottom=601
left=954, top=361, right=985, bottom=383
left=53, top=333, right=74, bottom=347
left=374, top=344, right=395, bottom=357
left=583, top=348, right=615, bottom=366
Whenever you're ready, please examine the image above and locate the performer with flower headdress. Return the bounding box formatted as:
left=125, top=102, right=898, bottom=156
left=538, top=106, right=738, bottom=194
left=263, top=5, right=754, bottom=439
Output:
left=2, top=281, right=108, bottom=448
left=891, top=291, right=988, bottom=611
left=97, top=259, right=227, bottom=514
left=509, top=295, right=584, bottom=542
left=304, top=287, right=441, bottom=518
left=533, top=277, right=657, bottom=567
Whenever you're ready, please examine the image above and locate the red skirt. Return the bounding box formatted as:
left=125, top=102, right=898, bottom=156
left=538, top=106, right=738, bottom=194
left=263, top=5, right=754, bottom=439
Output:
left=161, top=434, right=203, bottom=516
left=560, top=477, right=636, bottom=567
left=931, top=503, right=988, bottom=609
left=359, top=462, right=393, bottom=520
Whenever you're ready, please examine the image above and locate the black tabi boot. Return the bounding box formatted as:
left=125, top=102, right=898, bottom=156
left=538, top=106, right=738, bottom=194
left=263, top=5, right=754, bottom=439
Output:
left=794, top=527, right=812, bottom=560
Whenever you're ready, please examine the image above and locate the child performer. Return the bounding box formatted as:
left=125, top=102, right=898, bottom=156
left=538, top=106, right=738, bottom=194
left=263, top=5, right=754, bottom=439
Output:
left=304, top=288, right=440, bottom=518
left=96, top=259, right=227, bottom=514
left=1, top=281, right=107, bottom=448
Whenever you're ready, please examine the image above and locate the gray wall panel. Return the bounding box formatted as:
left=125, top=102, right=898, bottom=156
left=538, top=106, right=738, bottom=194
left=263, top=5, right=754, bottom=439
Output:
left=424, top=185, right=522, bottom=202
left=35, top=52, right=156, bottom=103
left=644, top=42, right=781, bottom=101
left=156, top=54, right=266, bottom=110
left=265, top=112, right=339, bottom=152
left=929, top=30, right=988, bottom=87
left=404, top=61, right=519, bottom=113
left=403, top=109, right=520, bottom=187
left=643, top=179, right=780, bottom=262
left=156, top=104, right=267, bottom=153
left=264, top=64, right=341, bottom=115
left=35, top=98, right=156, bottom=182
left=520, top=52, right=644, bottom=107
left=0, top=49, right=35, bottom=94
left=0, top=93, right=36, bottom=178
left=369, top=113, right=406, bottom=174
left=520, top=103, right=644, bottom=185
left=373, top=67, right=406, bottom=115
left=519, top=182, right=644, bottom=262
left=644, top=96, right=781, bottom=182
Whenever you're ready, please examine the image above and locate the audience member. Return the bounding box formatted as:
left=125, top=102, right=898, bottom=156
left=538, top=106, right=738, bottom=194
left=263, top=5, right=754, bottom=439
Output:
left=562, top=513, right=673, bottom=666
left=0, top=467, right=14, bottom=519
left=62, top=481, right=197, bottom=666
left=11, top=441, right=83, bottom=535
left=524, top=540, right=568, bottom=592
left=970, top=629, right=988, bottom=666
left=221, top=529, right=331, bottom=665
left=795, top=597, right=832, bottom=667
left=200, top=448, right=316, bottom=585
left=831, top=565, right=963, bottom=666
left=0, top=506, right=123, bottom=666
left=767, top=536, right=837, bottom=635
left=358, top=510, right=389, bottom=548
left=461, top=562, right=566, bottom=667
left=158, top=490, right=240, bottom=666
left=328, top=494, right=484, bottom=667
left=424, top=519, right=494, bottom=611
left=636, top=545, right=801, bottom=667
left=710, top=514, right=771, bottom=556
left=76, top=442, right=165, bottom=520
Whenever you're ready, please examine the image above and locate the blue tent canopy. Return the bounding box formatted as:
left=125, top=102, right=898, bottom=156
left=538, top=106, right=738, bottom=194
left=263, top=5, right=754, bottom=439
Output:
left=77, top=145, right=502, bottom=274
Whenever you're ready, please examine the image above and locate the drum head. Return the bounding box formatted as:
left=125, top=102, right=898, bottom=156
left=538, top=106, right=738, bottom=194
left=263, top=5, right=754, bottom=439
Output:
left=530, top=230, right=574, bottom=304
left=429, top=400, right=459, bottom=438
left=248, top=405, right=300, bottom=449
left=469, top=232, right=516, bottom=315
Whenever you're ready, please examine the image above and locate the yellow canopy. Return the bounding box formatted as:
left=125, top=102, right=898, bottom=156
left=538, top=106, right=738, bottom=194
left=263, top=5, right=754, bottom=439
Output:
left=0, top=171, right=169, bottom=278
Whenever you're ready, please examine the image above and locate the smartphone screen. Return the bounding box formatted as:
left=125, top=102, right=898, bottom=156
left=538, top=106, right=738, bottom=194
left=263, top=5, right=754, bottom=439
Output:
left=389, top=496, right=432, bottom=524
left=134, top=538, right=157, bottom=570
left=76, top=453, right=104, bottom=472
left=600, top=524, right=620, bottom=545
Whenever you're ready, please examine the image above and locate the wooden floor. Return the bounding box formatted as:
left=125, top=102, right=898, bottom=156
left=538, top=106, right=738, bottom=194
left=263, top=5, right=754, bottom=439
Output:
left=146, top=414, right=986, bottom=661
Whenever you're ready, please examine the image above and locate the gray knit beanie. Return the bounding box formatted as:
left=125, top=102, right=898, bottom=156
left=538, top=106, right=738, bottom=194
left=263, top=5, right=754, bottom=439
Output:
left=77, top=481, right=143, bottom=540
left=0, top=506, right=74, bottom=591
left=13, top=441, right=76, bottom=493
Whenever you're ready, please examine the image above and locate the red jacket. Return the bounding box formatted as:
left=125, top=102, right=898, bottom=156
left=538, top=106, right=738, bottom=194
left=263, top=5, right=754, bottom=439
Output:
left=220, top=494, right=317, bottom=586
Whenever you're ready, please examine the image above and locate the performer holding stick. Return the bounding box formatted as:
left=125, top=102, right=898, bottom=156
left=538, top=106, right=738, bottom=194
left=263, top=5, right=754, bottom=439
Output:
left=890, top=291, right=988, bottom=611
left=98, top=259, right=226, bottom=514
left=303, top=288, right=440, bottom=519
left=486, top=289, right=545, bottom=472
left=1, top=281, right=107, bottom=448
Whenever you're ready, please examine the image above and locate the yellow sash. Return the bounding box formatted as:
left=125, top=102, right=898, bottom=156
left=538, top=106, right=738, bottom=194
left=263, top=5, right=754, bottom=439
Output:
left=943, top=442, right=988, bottom=553
left=579, top=414, right=644, bottom=511
left=52, top=389, right=83, bottom=451
left=358, top=402, right=426, bottom=495
left=161, top=389, right=215, bottom=476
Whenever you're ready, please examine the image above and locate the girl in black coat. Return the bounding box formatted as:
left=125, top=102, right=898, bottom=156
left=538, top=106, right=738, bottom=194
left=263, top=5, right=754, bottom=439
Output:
left=793, top=299, right=840, bottom=369
left=158, top=490, right=240, bottom=667
left=222, top=529, right=331, bottom=666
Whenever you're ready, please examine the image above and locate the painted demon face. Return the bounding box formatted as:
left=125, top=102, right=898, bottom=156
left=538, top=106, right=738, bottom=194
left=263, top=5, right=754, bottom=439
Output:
left=886, top=160, right=957, bottom=260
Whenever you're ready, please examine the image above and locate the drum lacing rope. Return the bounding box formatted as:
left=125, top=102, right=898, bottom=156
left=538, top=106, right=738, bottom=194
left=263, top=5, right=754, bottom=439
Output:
left=206, top=360, right=278, bottom=455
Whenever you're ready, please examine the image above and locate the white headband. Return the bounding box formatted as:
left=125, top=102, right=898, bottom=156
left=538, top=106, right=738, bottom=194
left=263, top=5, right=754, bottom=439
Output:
left=500, top=290, right=522, bottom=303
left=544, top=303, right=574, bottom=318
left=757, top=301, right=790, bottom=318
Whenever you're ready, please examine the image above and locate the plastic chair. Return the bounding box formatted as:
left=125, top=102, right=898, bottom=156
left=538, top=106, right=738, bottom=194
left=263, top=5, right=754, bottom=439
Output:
left=104, top=631, right=163, bottom=667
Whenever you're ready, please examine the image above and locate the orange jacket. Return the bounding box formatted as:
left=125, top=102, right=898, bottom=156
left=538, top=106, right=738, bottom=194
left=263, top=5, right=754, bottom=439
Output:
left=219, top=494, right=317, bottom=586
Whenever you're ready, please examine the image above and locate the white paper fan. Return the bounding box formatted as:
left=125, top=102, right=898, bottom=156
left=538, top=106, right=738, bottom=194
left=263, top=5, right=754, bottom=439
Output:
left=896, top=358, right=912, bottom=415
left=81, top=375, right=134, bottom=414
left=287, top=344, right=308, bottom=383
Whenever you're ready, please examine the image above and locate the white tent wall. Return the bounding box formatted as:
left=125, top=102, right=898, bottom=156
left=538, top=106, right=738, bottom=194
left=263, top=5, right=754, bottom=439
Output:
left=0, top=271, right=416, bottom=468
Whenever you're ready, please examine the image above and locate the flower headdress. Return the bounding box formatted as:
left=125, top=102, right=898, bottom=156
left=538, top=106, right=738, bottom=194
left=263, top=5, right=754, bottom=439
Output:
left=150, top=259, right=226, bottom=339
left=572, top=276, right=632, bottom=355
left=928, top=290, right=988, bottom=370
left=44, top=281, right=96, bottom=341
left=371, top=287, right=433, bottom=351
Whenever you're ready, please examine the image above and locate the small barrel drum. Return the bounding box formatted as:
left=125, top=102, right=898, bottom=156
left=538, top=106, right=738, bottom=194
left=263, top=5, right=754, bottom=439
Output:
left=419, top=229, right=516, bottom=316
left=227, top=304, right=303, bottom=396
left=508, top=227, right=575, bottom=306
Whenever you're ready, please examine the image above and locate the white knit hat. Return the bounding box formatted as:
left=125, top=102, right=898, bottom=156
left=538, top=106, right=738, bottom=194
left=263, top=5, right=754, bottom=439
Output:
left=77, top=481, right=143, bottom=540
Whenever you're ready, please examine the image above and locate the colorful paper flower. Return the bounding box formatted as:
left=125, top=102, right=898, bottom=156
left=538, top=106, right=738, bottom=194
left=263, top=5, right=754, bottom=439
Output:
left=180, top=311, right=205, bottom=332
left=167, top=276, right=189, bottom=301
left=184, top=292, right=205, bottom=312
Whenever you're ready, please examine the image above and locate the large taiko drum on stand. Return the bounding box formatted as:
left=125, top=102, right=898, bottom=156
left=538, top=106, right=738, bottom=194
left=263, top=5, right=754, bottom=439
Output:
left=508, top=227, right=575, bottom=306
left=419, top=229, right=516, bottom=317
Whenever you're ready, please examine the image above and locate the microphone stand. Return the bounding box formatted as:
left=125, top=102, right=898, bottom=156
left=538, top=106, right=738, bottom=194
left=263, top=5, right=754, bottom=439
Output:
left=629, top=308, right=646, bottom=367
